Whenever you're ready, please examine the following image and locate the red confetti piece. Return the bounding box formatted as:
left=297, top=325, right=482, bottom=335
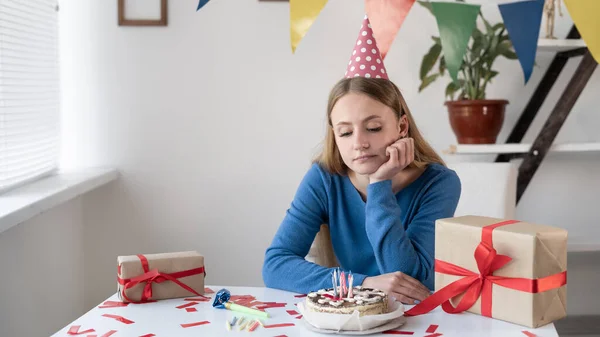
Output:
left=295, top=315, right=303, bottom=319
left=185, top=307, right=197, bottom=312
left=263, top=323, right=295, bottom=328
left=68, top=325, right=95, bottom=335
left=286, top=310, right=300, bottom=315
left=426, top=325, right=439, bottom=333
left=181, top=321, right=210, bottom=328
left=274, top=335, right=288, bottom=337
left=139, top=334, right=155, bottom=337
left=424, top=334, right=443, bottom=337
left=382, top=331, right=414, bottom=335
left=102, top=314, right=135, bottom=324
left=177, top=301, right=198, bottom=309
left=204, top=287, right=215, bottom=294
left=98, top=301, right=129, bottom=309
left=87, top=335, right=97, bottom=337
left=100, top=331, right=117, bottom=337
left=522, top=332, right=537, bottom=337
left=294, top=294, right=307, bottom=298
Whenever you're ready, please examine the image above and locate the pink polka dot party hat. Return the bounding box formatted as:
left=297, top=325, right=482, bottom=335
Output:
left=345, top=15, right=389, bottom=80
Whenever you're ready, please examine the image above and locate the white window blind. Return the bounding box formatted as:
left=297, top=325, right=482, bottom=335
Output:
left=0, top=0, right=59, bottom=193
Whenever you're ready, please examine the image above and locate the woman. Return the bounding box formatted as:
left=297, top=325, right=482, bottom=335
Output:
left=262, top=17, right=461, bottom=305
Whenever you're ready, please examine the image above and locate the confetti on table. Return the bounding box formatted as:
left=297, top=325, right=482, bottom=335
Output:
left=286, top=310, right=300, bottom=316
left=139, top=334, right=155, bottom=337
left=181, top=321, right=210, bottom=328
left=522, top=332, right=537, bottom=337
left=185, top=307, right=198, bottom=312
left=256, top=303, right=287, bottom=309
left=204, top=287, right=215, bottom=293
left=382, top=331, right=414, bottom=335
left=295, top=315, right=303, bottom=319
left=98, top=301, right=129, bottom=309
left=99, top=330, right=117, bottom=337
left=294, top=294, right=307, bottom=298
left=101, top=314, right=134, bottom=324
left=426, top=324, right=439, bottom=333
left=274, top=335, right=288, bottom=337
left=67, top=325, right=95, bottom=335
left=424, top=334, right=443, bottom=337
left=177, top=301, right=199, bottom=309
left=226, top=320, right=232, bottom=331
left=238, top=320, right=249, bottom=331
left=231, top=317, right=238, bottom=326
left=263, top=323, right=295, bottom=328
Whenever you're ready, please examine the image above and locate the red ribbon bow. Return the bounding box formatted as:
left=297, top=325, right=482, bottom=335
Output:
left=117, top=254, right=206, bottom=303
left=406, top=220, right=567, bottom=317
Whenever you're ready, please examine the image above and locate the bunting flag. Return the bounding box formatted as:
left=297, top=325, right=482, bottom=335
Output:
left=290, top=0, right=329, bottom=53
left=431, top=2, right=480, bottom=82
left=365, top=0, right=416, bottom=59
left=498, top=0, right=544, bottom=83
left=564, top=0, right=600, bottom=63
left=196, top=0, right=210, bottom=11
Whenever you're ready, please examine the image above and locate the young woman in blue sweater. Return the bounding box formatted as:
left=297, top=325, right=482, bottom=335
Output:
left=262, top=17, right=461, bottom=305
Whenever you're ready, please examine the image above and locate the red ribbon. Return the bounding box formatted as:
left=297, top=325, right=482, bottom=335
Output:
left=405, top=220, right=567, bottom=317
left=117, top=254, right=206, bottom=303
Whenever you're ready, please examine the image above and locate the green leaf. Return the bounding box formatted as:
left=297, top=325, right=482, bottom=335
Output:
left=445, top=79, right=465, bottom=100
left=431, top=36, right=441, bottom=45
left=420, top=44, right=442, bottom=80
left=439, top=56, right=446, bottom=76
left=417, top=1, right=434, bottom=15
left=497, top=41, right=517, bottom=59
left=492, top=23, right=504, bottom=31
left=419, top=74, right=439, bottom=92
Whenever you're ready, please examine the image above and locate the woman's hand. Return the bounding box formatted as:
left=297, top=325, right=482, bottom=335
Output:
left=369, top=138, right=414, bottom=184
left=362, top=271, right=430, bottom=304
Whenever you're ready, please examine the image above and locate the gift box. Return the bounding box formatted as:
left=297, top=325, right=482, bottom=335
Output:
left=117, top=251, right=206, bottom=303
left=434, top=216, right=567, bottom=327
left=406, top=215, right=567, bottom=328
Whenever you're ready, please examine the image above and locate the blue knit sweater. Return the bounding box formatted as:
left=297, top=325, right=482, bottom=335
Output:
left=262, top=163, right=461, bottom=294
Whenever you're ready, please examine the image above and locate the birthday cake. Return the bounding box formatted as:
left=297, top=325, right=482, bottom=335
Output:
left=305, top=286, right=389, bottom=316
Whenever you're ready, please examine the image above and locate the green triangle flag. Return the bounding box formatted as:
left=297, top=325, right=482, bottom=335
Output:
left=431, top=2, right=480, bottom=82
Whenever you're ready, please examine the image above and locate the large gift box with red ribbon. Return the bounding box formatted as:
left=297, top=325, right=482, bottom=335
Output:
left=117, top=251, right=206, bottom=303
left=406, top=216, right=567, bottom=328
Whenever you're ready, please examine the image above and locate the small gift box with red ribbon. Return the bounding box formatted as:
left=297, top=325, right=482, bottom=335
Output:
left=406, top=216, right=567, bottom=328
left=117, top=251, right=206, bottom=303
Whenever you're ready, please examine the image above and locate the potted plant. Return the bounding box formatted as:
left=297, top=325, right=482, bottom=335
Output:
left=418, top=1, right=518, bottom=144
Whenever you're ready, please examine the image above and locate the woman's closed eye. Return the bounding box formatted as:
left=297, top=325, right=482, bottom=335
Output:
left=339, top=127, right=382, bottom=137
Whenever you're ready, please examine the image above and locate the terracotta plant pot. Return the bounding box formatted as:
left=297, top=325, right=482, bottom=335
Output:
left=445, top=99, right=509, bottom=144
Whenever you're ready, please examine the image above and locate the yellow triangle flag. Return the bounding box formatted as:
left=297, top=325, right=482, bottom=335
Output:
left=564, top=0, right=600, bottom=63
left=290, top=0, right=328, bottom=53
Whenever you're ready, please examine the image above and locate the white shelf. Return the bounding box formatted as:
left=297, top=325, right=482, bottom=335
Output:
left=538, top=38, right=587, bottom=52
left=444, top=142, right=600, bottom=155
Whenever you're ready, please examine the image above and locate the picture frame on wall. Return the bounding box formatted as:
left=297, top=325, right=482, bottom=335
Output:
left=118, top=0, right=168, bottom=26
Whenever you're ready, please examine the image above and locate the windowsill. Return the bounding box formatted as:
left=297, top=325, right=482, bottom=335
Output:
left=0, top=168, right=118, bottom=235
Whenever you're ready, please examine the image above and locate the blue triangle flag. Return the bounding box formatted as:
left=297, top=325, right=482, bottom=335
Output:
left=197, top=0, right=210, bottom=11
left=498, top=0, right=544, bottom=83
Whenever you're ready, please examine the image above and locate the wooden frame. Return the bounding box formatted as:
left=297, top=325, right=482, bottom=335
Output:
left=118, top=0, right=167, bottom=26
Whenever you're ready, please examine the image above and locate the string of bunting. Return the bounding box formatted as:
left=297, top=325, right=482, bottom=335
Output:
left=196, top=0, right=599, bottom=82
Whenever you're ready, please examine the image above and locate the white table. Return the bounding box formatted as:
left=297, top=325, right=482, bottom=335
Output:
left=52, top=285, right=558, bottom=337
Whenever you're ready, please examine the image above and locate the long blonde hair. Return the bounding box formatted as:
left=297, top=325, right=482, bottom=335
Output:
left=314, top=77, right=445, bottom=174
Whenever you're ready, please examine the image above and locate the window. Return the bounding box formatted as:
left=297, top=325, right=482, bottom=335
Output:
left=0, top=0, right=60, bottom=193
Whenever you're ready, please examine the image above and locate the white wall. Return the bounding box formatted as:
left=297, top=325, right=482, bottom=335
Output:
left=0, top=198, right=86, bottom=337
left=54, top=0, right=599, bottom=324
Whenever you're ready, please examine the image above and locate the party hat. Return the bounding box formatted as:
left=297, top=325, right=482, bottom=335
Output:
left=345, top=16, right=389, bottom=79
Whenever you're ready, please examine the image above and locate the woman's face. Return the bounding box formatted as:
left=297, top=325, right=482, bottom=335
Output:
left=330, top=92, right=407, bottom=175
